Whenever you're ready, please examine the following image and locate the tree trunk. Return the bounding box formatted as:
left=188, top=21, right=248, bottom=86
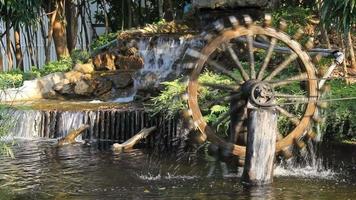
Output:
left=138, top=0, right=143, bottom=26
left=128, top=0, right=132, bottom=28
left=5, top=20, right=13, bottom=71
left=25, top=26, right=35, bottom=68
left=121, top=0, right=125, bottom=31
left=320, top=24, right=331, bottom=49
left=0, top=50, right=3, bottom=72
left=158, top=0, right=163, bottom=19
left=52, top=0, right=69, bottom=59
left=99, top=0, right=110, bottom=34
left=14, top=28, right=24, bottom=71
left=65, top=0, right=78, bottom=53
left=347, top=31, right=356, bottom=69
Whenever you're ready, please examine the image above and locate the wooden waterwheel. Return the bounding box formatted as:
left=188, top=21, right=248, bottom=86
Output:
left=182, top=15, right=321, bottom=158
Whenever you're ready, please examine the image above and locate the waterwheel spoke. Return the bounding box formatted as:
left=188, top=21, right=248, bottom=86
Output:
left=257, top=38, right=277, bottom=80
left=275, top=106, right=300, bottom=125
left=205, top=92, right=243, bottom=108
left=246, top=34, right=256, bottom=79
left=271, top=73, right=308, bottom=87
left=264, top=53, right=298, bottom=81
left=275, top=93, right=308, bottom=99
left=206, top=59, right=242, bottom=83
left=200, top=82, right=240, bottom=92
left=226, top=44, right=250, bottom=81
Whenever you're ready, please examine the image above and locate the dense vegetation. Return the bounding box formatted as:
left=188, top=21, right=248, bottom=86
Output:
left=0, top=0, right=354, bottom=158
left=0, top=49, right=90, bottom=89
left=147, top=4, right=356, bottom=142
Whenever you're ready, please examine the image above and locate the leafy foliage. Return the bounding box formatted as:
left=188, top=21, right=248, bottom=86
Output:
left=71, top=49, right=91, bottom=64
left=38, top=58, right=73, bottom=75
left=92, top=0, right=187, bottom=32
left=0, top=72, right=23, bottom=89
left=0, top=105, right=15, bottom=158
left=90, top=33, right=118, bottom=51
left=147, top=71, right=233, bottom=136
left=147, top=78, right=188, bottom=118
left=321, top=0, right=356, bottom=33
left=0, top=58, right=73, bottom=89
left=0, top=0, right=41, bottom=27
left=322, top=80, right=356, bottom=141
left=272, top=6, right=314, bottom=44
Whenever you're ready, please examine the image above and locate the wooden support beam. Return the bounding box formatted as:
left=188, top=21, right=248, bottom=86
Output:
left=242, top=107, right=277, bottom=185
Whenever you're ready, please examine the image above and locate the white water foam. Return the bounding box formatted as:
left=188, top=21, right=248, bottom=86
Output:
left=274, top=164, right=335, bottom=179
left=274, top=141, right=336, bottom=179
left=139, top=173, right=198, bottom=181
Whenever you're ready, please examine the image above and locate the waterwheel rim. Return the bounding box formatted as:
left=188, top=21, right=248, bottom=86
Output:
left=185, top=21, right=318, bottom=157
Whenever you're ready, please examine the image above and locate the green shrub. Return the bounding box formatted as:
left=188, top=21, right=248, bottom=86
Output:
left=0, top=58, right=73, bottom=89
left=90, top=33, right=118, bottom=51
left=0, top=105, right=15, bottom=158
left=22, top=70, right=41, bottom=80
left=147, top=78, right=188, bottom=118
left=71, top=49, right=90, bottom=64
left=39, top=57, right=72, bottom=75
left=147, top=71, right=233, bottom=137
left=0, top=72, right=23, bottom=89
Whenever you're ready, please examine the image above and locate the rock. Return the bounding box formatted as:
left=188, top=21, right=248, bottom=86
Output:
left=64, top=71, right=83, bottom=83
left=127, top=47, right=139, bottom=56
left=115, top=55, right=144, bottom=70
left=42, top=90, right=58, bottom=99
left=74, top=63, right=94, bottom=74
left=56, top=83, right=74, bottom=95
left=0, top=79, right=43, bottom=101
left=38, top=72, right=65, bottom=96
left=82, top=74, right=93, bottom=81
left=105, top=72, right=134, bottom=89
left=74, top=80, right=94, bottom=96
left=93, top=53, right=116, bottom=71
left=93, top=78, right=113, bottom=96
left=98, top=90, right=117, bottom=101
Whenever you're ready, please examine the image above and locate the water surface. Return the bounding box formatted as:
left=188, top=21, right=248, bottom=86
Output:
left=0, top=140, right=355, bottom=199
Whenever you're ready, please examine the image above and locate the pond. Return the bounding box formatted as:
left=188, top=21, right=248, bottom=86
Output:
left=0, top=140, right=355, bottom=199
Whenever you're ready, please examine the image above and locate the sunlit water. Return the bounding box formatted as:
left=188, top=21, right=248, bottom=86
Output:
left=0, top=140, right=355, bottom=200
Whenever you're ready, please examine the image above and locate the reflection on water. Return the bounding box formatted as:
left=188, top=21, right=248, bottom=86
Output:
left=0, top=140, right=355, bottom=199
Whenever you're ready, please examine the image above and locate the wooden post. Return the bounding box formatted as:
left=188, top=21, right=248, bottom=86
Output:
left=242, top=106, right=277, bottom=185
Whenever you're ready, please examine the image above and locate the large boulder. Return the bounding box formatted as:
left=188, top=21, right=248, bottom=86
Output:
left=93, top=78, right=113, bottom=96
left=53, top=82, right=74, bottom=95
left=0, top=79, right=43, bottom=101
left=38, top=72, right=66, bottom=97
left=64, top=71, right=83, bottom=83
left=104, top=72, right=134, bottom=89
left=74, top=80, right=95, bottom=96
left=74, top=63, right=94, bottom=74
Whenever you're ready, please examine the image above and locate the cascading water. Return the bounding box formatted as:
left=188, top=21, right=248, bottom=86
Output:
left=5, top=107, right=185, bottom=151
left=136, top=37, right=188, bottom=82
left=274, top=140, right=335, bottom=179
left=112, top=36, right=202, bottom=103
